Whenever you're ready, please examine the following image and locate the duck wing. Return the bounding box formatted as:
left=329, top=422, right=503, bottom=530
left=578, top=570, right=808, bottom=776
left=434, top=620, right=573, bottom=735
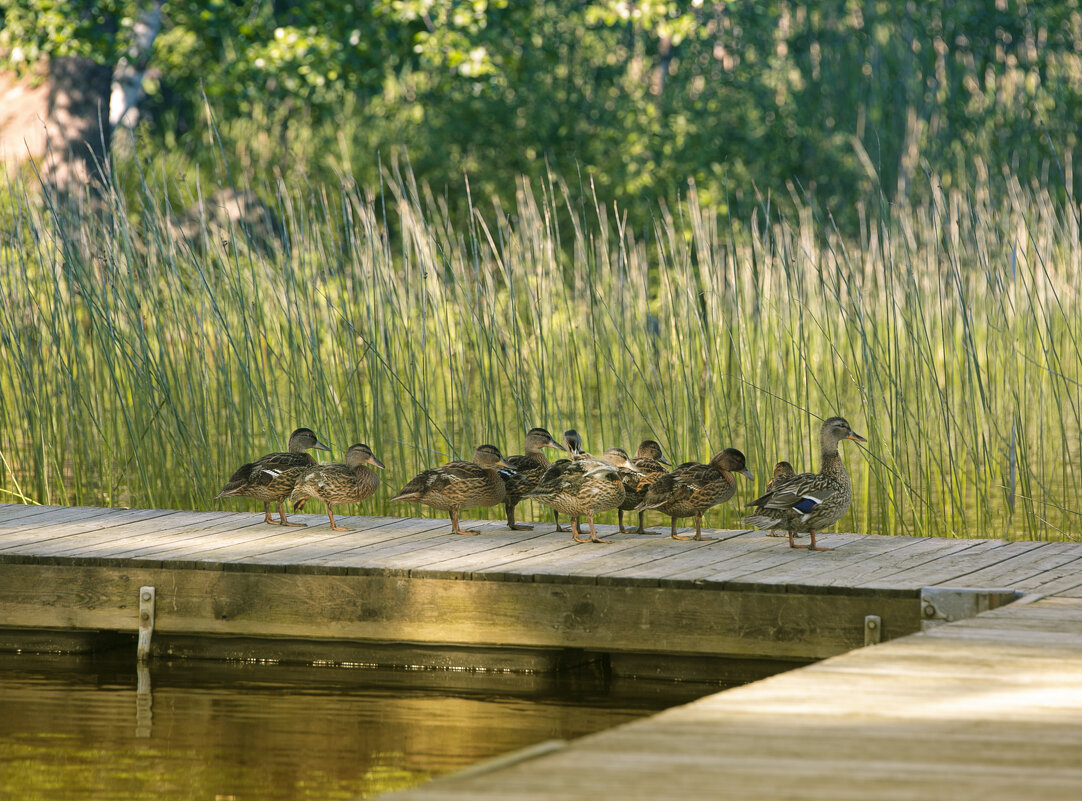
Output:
left=746, top=474, right=838, bottom=516
left=393, top=460, right=484, bottom=500
left=638, top=463, right=715, bottom=509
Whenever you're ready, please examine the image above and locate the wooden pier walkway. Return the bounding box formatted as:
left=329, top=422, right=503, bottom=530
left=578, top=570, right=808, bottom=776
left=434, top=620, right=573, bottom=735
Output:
left=1, top=502, right=1080, bottom=671
left=387, top=594, right=1082, bottom=801
left=2, top=502, right=1081, bottom=800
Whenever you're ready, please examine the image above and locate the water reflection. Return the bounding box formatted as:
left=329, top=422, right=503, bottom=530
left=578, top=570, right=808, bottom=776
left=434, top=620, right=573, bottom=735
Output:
left=0, top=652, right=719, bottom=800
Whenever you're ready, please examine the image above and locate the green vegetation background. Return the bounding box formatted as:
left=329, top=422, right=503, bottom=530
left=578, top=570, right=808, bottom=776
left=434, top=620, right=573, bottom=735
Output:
left=1, top=1, right=1080, bottom=540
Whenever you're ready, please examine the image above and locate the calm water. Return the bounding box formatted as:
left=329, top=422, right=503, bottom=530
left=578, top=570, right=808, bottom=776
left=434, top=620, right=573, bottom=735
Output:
left=0, top=652, right=719, bottom=800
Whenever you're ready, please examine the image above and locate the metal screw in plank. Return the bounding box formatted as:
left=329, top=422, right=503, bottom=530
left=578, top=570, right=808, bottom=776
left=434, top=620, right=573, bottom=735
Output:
left=137, top=586, right=156, bottom=662
left=864, top=615, right=882, bottom=646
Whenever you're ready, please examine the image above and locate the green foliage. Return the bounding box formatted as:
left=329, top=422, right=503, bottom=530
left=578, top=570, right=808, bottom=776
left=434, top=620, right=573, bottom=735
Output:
left=0, top=0, right=130, bottom=65
left=7, top=1, right=1079, bottom=228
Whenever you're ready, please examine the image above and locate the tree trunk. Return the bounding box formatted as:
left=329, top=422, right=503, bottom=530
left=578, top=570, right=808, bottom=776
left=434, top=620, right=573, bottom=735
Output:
left=111, top=1, right=164, bottom=129
left=45, top=55, right=114, bottom=196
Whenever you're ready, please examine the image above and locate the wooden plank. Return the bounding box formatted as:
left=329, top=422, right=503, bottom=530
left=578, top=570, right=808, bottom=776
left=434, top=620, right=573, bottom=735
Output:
left=0, top=507, right=176, bottom=556
left=0, top=562, right=920, bottom=661
left=712, top=533, right=944, bottom=591
left=419, top=529, right=587, bottom=581
left=854, top=539, right=1048, bottom=590
left=823, top=536, right=989, bottom=588
left=481, top=526, right=763, bottom=586
left=0, top=505, right=131, bottom=551
left=285, top=517, right=492, bottom=574
left=205, top=515, right=421, bottom=565
left=96, top=511, right=279, bottom=558
left=595, top=531, right=762, bottom=587
left=937, top=541, right=1082, bottom=589
left=25, top=509, right=227, bottom=559
left=464, top=527, right=686, bottom=585
left=120, top=515, right=361, bottom=565
left=303, top=526, right=550, bottom=578
left=0, top=504, right=66, bottom=524
left=671, top=533, right=869, bottom=590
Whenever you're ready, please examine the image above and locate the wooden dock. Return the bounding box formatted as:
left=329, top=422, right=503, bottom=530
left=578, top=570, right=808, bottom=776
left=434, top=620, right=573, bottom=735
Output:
left=386, top=594, right=1082, bottom=801
left=1, top=502, right=1080, bottom=673
left=3, top=502, right=1081, bottom=800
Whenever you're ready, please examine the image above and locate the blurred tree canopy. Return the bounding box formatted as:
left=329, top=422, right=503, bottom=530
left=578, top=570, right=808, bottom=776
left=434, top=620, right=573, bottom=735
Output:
left=2, top=0, right=1080, bottom=223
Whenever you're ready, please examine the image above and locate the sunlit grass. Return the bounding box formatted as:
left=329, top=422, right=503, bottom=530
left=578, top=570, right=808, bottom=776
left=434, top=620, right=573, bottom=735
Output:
left=0, top=156, right=1078, bottom=540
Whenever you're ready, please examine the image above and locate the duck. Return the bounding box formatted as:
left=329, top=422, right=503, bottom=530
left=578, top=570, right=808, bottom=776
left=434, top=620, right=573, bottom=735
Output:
left=764, top=461, right=795, bottom=537
left=636, top=447, right=753, bottom=541
left=215, top=427, right=331, bottom=526
left=526, top=433, right=638, bottom=544
left=743, top=417, right=866, bottom=551
left=391, top=444, right=513, bottom=535
left=604, top=440, right=671, bottom=535
left=546, top=430, right=592, bottom=532
left=501, top=427, right=565, bottom=530
left=288, top=443, right=386, bottom=531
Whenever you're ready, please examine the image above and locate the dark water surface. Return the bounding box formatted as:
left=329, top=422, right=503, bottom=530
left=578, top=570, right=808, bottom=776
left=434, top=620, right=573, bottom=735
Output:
left=0, top=652, right=721, bottom=800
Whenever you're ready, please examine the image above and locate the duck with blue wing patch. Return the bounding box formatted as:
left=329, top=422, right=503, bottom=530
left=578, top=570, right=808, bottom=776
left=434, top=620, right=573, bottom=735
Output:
left=744, top=416, right=866, bottom=551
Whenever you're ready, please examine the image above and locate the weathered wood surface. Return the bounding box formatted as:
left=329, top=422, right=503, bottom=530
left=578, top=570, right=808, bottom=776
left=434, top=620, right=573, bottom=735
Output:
left=1, top=503, right=1081, bottom=664
left=386, top=596, right=1082, bottom=801
left=3, top=504, right=1079, bottom=593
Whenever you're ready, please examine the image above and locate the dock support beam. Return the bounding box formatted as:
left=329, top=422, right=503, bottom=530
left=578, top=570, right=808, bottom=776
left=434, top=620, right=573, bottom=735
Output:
left=137, top=586, right=156, bottom=662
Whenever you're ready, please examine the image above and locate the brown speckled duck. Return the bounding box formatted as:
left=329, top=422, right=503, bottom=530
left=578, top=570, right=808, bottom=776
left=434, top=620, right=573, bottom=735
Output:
left=289, top=443, right=386, bottom=531
left=549, top=429, right=591, bottom=532
left=215, top=427, right=331, bottom=526
left=636, top=448, right=753, bottom=541
left=501, top=427, right=565, bottom=530
left=744, top=417, right=866, bottom=551
left=764, top=461, right=795, bottom=537
left=391, top=444, right=512, bottom=535
left=527, top=433, right=638, bottom=544
left=604, top=440, right=671, bottom=535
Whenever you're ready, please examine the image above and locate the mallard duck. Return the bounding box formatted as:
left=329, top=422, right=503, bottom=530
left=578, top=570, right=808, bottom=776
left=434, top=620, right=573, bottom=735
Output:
left=604, top=440, right=671, bottom=535
left=548, top=429, right=591, bottom=532
left=743, top=417, right=866, bottom=551
left=288, top=443, right=386, bottom=531
left=527, top=436, right=638, bottom=544
left=215, top=427, right=331, bottom=526
left=391, top=444, right=512, bottom=535
left=501, top=427, right=565, bottom=530
left=636, top=448, right=753, bottom=541
left=764, top=461, right=795, bottom=537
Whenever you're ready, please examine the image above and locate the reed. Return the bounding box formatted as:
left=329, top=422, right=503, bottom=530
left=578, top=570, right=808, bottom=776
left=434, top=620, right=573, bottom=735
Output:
left=0, top=159, right=1078, bottom=540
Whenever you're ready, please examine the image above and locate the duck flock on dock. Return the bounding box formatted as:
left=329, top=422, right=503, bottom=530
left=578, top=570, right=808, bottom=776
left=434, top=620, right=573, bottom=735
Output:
left=215, top=417, right=867, bottom=552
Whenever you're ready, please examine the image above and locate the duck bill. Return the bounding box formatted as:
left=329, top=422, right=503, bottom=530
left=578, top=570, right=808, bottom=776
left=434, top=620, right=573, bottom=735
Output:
left=368, top=455, right=387, bottom=469
left=496, top=458, right=516, bottom=470
left=847, top=432, right=868, bottom=443
left=739, top=468, right=754, bottom=480
left=315, top=441, right=332, bottom=452
left=659, top=456, right=671, bottom=465
left=545, top=439, right=566, bottom=452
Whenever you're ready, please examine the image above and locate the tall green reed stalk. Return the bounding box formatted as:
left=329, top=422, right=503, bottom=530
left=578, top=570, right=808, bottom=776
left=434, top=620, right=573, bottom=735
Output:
left=0, top=156, right=1078, bottom=540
